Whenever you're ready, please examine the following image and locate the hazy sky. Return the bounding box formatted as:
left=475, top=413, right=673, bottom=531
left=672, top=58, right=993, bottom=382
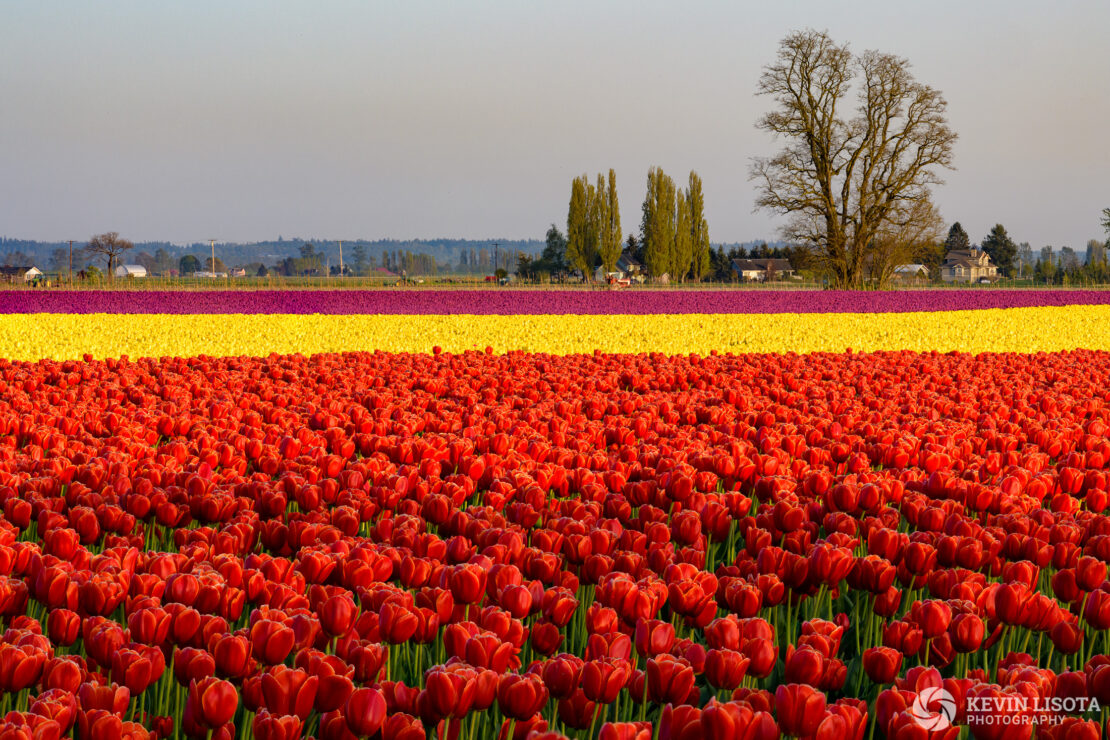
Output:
left=2, top=1, right=1108, bottom=248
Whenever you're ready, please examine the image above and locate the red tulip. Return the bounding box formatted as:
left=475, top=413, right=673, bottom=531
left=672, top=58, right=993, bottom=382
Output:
left=320, top=593, right=358, bottom=637
left=47, top=608, right=81, bottom=646
left=344, top=687, right=387, bottom=738
left=774, top=684, right=826, bottom=738
left=557, top=689, right=598, bottom=730
left=949, top=613, right=985, bottom=653
left=187, top=677, right=238, bottom=729
left=379, top=601, right=419, bottom=644
left=380, top=712, right=425, bottom=740
left=41, top=657, right=84, bottom=694
left=647, top=655, right=695, bottom=704
left=705, top=649, right=750, bottom=691
left=660, top=704, right=702, bottom=740
left=253, top=711, right=302, bottom=740
left=260, top=665, right=318, bottom=720
left=634, top=618, right=676, bottom=657
left=497, top=673, right=549, bottom=720
left=110, top=645, right=162, bottom=696
left=701, top=699, right=779, bottom=739
left=599, top=722, right=652, bottom=740
left=423, top=664, right=476, bottom=720
left=208, top=633, right=253, bottom=679
left=582, top=657, right=631, bottom=704
left=76, top=681, right=130, bottom=715
left=79, top=709, right=124, bottom=740
left=1077, top=556, right=1107, bottom=591
left=862, top=647, right=902, bottom=684
left=249, top=619, right=296, bottom=665
left=530, top=619, right=564, bottom=656
left=541, top=654, right=584, bottom=699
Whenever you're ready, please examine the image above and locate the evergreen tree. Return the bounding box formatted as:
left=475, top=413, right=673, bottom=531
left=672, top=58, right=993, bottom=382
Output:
left=981, top=224, right=1018, bottom=276
left=179, top=255, right=201, bottom=275
left=672, top=190, right=693, bottom=281
left=540, top=224, right=568, bottom=274
left=711, top=246, right=729, bottom=280
left=351, top=244, right=368, bottom=275
left=944, top=222, right=970, bottom=253
left=641, top=167, right=676, bottom=279
left=626, top=234, right=643, bottom=264
left=688, top=171, right=710, bottom=280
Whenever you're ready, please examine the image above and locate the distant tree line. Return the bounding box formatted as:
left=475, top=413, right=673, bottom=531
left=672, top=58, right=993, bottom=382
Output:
left=903, top=220, right=1110, bottom=286
left=0, top=236, right=543, bottom=278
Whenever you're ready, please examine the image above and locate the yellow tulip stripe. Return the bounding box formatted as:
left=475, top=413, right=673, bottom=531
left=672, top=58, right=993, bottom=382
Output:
left=0, top=305, right=1107, bottom=361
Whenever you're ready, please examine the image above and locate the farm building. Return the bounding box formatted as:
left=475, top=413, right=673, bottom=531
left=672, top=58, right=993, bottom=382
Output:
left=0, top=266, right=44, bottom=283
left=114, top=264, right=148, bottom=278
left=730, top=258, right=796, bottom=281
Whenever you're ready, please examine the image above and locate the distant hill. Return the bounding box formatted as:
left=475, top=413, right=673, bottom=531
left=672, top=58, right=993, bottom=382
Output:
left=0, top=236, right=546, bottom=270
left=0, top=235, right=785, bottom=274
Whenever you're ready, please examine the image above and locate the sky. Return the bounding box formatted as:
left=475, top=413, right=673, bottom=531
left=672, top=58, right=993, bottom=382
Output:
left=1, top=1, right=1108, bottom=249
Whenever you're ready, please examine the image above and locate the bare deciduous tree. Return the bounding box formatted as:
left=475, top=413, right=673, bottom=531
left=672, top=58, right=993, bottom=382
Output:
left=85, top=232, right=135, bottom=282
left=751, top=30, right=956, bottom=289
left=868, top=198, right=944, bottom=288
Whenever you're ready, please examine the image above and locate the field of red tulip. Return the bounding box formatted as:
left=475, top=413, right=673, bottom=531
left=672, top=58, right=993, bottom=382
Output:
left=3, top=290, right=1110, bottom=740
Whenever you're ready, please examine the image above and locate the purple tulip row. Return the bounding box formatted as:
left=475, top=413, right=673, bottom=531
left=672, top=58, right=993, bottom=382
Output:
left=1, top=289, right=1108, bottom=315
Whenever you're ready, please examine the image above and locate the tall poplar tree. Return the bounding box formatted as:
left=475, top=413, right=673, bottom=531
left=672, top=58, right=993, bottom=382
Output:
left=591, top=173, right=607, bottom=276
left=641, top=167, right=676, bottom=279
left=567, top=174, right=600, bottom=278
left=672, top=190, right=693, bottom=281
left=687, top=171, right=710, bottom=280
left=567, top=175, right=589, bottom=277
left=599, top=169, right=622, bottom=272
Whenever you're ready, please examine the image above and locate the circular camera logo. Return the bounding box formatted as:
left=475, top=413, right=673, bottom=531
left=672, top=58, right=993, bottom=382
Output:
left=911, top=687, right=957, bottom=731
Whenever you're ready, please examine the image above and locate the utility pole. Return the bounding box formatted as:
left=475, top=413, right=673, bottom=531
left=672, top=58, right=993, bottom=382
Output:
left=208, top=239, right=217, bottom=276
left=338, top=240, right=344, bottom=277
left=68, top=240, right=73, bottom=282
left=494, top=242, right=500, bottom=272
